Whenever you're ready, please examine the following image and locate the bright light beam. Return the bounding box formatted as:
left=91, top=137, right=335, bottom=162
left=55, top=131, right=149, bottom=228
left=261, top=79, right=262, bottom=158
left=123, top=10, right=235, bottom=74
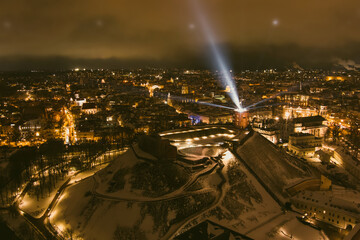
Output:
left=244, top=84, right=300, bottom=109
left=189, top=0, right=244, bottom=112
left=246, top=102, right=285, bottom=111
left=156, top=92, right=237, bottom=111
left=197, top=101, right=236, bottom=110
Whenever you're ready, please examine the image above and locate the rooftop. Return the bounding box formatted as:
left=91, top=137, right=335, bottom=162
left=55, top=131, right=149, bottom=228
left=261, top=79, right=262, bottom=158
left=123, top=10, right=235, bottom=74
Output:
left=82, top=103, right=97, bottom=110
left=293, top=115, right=326, bottom=124
left=174, top=220, right=253, bottom=240
left=290, top=132, right=314, bottom=137
left=293, top=190, right=360, bottom=218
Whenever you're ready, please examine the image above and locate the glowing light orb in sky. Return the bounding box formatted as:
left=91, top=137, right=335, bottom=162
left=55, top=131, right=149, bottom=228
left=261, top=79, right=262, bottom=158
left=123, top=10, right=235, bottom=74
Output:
left=272, top=19, right=279, bottom=26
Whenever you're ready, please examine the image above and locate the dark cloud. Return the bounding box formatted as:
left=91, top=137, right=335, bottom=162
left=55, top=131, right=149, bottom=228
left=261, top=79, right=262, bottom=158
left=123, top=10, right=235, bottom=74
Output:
left=0, top=0, right=359, bottom=69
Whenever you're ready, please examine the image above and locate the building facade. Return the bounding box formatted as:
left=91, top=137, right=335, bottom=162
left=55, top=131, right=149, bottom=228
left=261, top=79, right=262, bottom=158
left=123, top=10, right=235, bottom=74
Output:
left=291, top=191, right=360, bottom=230
left=288, top=133, right=322, bottom=157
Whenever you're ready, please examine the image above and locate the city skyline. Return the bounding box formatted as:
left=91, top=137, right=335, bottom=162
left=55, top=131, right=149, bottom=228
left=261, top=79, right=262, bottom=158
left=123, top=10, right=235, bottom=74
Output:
left=1, top=1, right=360, bottom=240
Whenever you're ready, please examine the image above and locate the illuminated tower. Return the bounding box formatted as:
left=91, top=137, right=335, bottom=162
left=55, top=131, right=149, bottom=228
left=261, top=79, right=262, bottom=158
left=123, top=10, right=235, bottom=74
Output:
left=234, top=111, right=249, bottom=128
left=167, top=93, right=173, bottom=107
left=149, top=86, right=154, bottom=97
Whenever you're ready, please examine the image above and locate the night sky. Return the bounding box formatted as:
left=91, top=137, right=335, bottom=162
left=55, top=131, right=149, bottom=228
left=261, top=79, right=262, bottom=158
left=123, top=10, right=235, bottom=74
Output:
left=1, top=0, right=360, bottom=70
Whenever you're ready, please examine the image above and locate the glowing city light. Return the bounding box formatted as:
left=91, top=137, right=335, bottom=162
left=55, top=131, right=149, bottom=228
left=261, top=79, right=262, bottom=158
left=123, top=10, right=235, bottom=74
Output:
left=244, top=84, right=300, bottom=110
left=235, top=107, right=246, bottom=113
left=159, top=92, right=238, bottom=111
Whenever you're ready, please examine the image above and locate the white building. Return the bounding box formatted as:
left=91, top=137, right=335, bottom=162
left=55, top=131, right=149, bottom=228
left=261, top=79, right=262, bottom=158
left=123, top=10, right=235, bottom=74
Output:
left=334, top=148, right=360, bottom=180
left=292, top=190, right=360, bottom=230
left=288, top=133, right=322, bottom=157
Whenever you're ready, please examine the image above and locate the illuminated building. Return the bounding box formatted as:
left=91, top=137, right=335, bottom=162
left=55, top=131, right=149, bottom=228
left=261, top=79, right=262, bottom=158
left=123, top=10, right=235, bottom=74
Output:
left=167, top=93, right=173, bottom=106
left=252, top=127, right=279, bottom=144
left=19, top=119, right=43, bottom=132
left=19, top=118, right=44, bottom=140
left=291, top=190, right=360, bottom=230
left=293, top=115, right=328, bottom=138
left=325, top=76, right=347, bottom=81
left=281, top=93, right=309, bottom=107
left=334, top=148, right=360, bottom=180
left=288, top=133, right=322, bottom=157
left=181, top=84, right=189, bottom=94
left=189, top=111, right=233, bottom=125
left=74, top=98, right=86, bottom=107
left=283, top=106, right=328, bottom=119
left=81, top=103, right=98, bottom=115
left=319, top=106, right=328, bottom=117
left=147, top=84, right=163, bottom=97
left=283, top=106, right=319, bottom=119
left=234, top=111, right=249, bottom=128
left=76, top=131, right=100, bottom=142
left=285, top=176, right=331, bottom=196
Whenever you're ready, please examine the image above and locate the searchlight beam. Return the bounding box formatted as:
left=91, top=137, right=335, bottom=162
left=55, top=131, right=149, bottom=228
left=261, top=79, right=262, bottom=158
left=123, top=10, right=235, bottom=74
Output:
left=190, top=0, right=244, bottom=112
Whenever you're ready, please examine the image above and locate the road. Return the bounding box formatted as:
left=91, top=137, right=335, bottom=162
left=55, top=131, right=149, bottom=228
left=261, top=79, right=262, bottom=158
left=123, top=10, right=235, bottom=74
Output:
left=63, top=107, right=76, bottom=144
left=161, top=166, right=226, bottom=240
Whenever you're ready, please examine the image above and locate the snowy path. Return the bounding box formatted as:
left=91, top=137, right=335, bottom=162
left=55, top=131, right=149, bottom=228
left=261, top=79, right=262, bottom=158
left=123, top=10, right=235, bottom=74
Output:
left=10, top=150, right=123, bottom=240
left=93, top=160, right=219, bottom=202
left=93, top=181, right=216, bottom=202
left=161, top=167, right=225, bottom=240
left=244, top=211, right=285, bottom=235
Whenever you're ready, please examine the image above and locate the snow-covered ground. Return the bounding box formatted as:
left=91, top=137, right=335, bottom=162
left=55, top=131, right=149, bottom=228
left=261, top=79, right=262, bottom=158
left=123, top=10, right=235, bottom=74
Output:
left=47, top=130, right=326, bottom=240
left=69, top=164, right=108, bottom=184
left=51, top=175, right=217, bottom=240
left=309, top=157, right=360, bottom=190
left=179, top=146, right=225, bottom=159
left=248, top=211, right=328, bottom=240
left=236, top=132, right=314, bottom=201
left=94, top=146, right=193, bottom=199
left=19, top=163, right=109, bottom=218
left=19, top=176, right=69, bottom=218
left=174, top=150, right=283, bottom=237
left=49, top=142, right=221, bottom=239
left=212, top=152, right=282, bottom=231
